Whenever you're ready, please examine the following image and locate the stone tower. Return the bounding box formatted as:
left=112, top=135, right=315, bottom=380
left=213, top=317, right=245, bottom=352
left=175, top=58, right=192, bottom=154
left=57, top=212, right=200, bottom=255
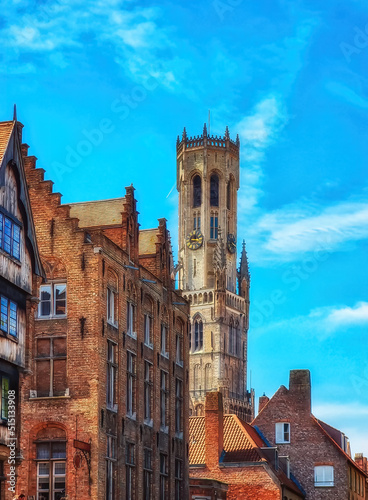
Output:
left=176, top=124, right=254, bottom=421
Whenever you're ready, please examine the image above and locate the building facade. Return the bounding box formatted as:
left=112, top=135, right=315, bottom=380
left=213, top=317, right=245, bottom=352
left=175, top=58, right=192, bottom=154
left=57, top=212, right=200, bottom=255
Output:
left=189, top=391, right=304, bottom=500
left=176, top=125, right=253, bottom=420
left=0, top=117, right=43, bottom=500
left=13, top=123, right=190, bottom=499
left=253, top=370, right=368, bottom=500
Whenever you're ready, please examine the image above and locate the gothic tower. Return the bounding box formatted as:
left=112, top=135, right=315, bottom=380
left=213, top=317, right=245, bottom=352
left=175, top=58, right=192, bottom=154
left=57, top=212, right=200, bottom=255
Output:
left=176, top=124, right=254, bottom=421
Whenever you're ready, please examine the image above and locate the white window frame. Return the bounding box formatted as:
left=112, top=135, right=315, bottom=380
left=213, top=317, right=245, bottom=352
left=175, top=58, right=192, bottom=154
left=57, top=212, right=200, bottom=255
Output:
left=161, top=324, right=169, bottom=358
left=144, top=313, right=153, bottom=349
left=38, top=283, right=67, bottom=319
left=314, top=465, right=334, bottom=487
left=275, top=422, right=290, bottom=444
left=37, top=460, right=66, bottom=500
left=127, top=301, right=136, bottom=338
left=176, top=334, right=183, bottom=367
left=107, top=287, right=117, bottom=326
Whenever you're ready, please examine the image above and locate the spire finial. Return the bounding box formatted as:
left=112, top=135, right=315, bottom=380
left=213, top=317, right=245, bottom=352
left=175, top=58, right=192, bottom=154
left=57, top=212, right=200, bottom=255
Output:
left=176, top=135, right=180, bottom=146
left=225, top=126, right=230, bottom=139
left=236, top=133, right=240, bottom=147
left=203, top=122, right=207, bottom=136
left=13, top=104, right=17, bottom=121
left=182, top=127, right=187, bottom=141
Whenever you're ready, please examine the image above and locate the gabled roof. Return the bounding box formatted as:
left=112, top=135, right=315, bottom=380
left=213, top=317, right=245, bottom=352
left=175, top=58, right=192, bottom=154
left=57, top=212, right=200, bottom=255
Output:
left=139, top=228, right=157, bottom=255
left=68, top=198, right=125, bottom=228
left=312, top=416, right=368, bottom=477
left=189, top=414, right=265, bottom=465
left=0, top=121, right=15, bottom=166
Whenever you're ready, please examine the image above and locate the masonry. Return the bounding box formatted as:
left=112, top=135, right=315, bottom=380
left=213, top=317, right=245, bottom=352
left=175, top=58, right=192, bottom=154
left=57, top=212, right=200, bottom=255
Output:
left=14, top=126, right=190, bottom=499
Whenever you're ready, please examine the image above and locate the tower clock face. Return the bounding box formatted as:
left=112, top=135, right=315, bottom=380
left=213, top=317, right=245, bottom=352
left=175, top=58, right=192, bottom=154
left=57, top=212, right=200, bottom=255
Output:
left=227, top=234, right=236, bottom=253
left=186, top=230, right=204, bottom=250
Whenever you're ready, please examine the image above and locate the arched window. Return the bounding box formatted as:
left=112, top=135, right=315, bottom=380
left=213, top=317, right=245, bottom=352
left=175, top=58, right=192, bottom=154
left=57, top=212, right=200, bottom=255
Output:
left=210, top=174, right=219, bottom=206
left=193, top=175, right=201, bottom=208
left=205, top=364, right=212, bottom=391
left=193, top=317, right=203, bottom=352
left=227, top=181, right=231, bottom=210
left=229, top=319, right=234, bottom=354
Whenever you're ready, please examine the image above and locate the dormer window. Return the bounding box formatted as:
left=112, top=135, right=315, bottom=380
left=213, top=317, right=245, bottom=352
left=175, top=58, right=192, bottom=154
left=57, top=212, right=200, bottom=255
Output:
left=275, top=422, right=290, bottom=444
left=0, top=213, right=21, bottom=260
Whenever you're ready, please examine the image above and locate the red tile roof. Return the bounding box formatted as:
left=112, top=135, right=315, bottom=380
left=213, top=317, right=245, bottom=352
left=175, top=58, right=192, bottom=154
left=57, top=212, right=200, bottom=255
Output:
left=189, top=414, right=264, bottom=465
left=0, top=121, right=15, bottom=165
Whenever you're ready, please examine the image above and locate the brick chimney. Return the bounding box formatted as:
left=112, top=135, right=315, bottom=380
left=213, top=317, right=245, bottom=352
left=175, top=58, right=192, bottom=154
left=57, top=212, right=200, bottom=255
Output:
left=258, top=393, right=269, bottom=413
left=289, top=370, right=311, bottom=413
left=355, top=453, right=368, bottom=473
left=205, top=392, right=224, bottom=470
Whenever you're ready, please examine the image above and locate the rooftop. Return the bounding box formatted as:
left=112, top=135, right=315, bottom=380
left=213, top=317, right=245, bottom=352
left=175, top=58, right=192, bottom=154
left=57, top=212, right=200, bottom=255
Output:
left=0, top=120, right=15, bottom=165
left=68, top=197, right=125, bottom=228
left=139, top=228, right=157, bottom=255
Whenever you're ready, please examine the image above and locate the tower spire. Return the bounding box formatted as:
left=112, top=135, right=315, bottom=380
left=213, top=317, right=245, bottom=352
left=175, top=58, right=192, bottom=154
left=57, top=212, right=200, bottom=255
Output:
left=13, top=104, right=17, bottom=121
left=239, top=240, right=250, bottom=281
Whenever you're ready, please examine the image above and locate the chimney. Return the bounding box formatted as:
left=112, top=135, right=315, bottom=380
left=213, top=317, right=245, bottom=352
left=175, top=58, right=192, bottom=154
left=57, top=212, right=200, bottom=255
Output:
left=355, top=453, right=368, bottom=473
left=289, top=370, right=311, bottom=413
left=258, top=393, right=269, bottom=413
left=205, top=391, right=224, bottom=470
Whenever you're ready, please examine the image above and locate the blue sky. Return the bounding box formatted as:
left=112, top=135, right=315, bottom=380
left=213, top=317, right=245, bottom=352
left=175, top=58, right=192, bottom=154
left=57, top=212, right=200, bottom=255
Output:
left=1, top=0, right=367, bottom=454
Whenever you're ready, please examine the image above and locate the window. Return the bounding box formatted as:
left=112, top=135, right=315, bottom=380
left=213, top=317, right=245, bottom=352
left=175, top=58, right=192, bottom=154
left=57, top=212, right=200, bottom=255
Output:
left=160, top=454, right=168, bottom=500
left=175, top=459, right=183, bottom=500
left=160, top=371, right=168, bottom=430
left=107, top=287, right=117, bottom=325
left=143, top=448, right=152, bottom=500
left=176, top=335, right=183, bottom=366
left=314, top=465, right=334, bottom=487
left=39, top=283, right=67, bottom=318
left=210, top=174, right=219, bottom=206
left=126, top=443, right=135, bottom=500
left=229, top=321, right=234, bottom=354
left=193, top=212, right=201, bottom=230
left=161, top=324, right=168, bottom=357
left=106, top=435, right=116, bottom=500
left=0, top=375, right=9, bottom=420
left=0, top=213, right=21, bottom=260
left=36, top=442, right=66, bottom=500
left=127, top=301, right=136, bottom=338
left=175, top=378, right=183, bottom=436
left=126, top=351, right=136, bottom=417
left=144, top=313, right=153, bottom=348
left=107, top=341, right=117, bottom=410
left=193, top=319, right=203, bottom=352
left=0, top=297, right=17, bottom=336
left=144, top=361, right=153, bottom=424
left=227, top=181, right=231, bottom=210
left=210, top=213, right=218, bottom=239
left=275, top=422, right=290, bottom=444
left=193, top=175, right=202, bottom=208
left=35, top=337, right=67, bottom=397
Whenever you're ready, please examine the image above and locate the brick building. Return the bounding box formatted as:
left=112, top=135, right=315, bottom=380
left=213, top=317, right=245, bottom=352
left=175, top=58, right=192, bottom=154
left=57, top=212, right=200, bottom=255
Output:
left=0, top=116, right=44, bottom=500
left=253, top=370, right=368, bottom=500
left=176, top=125, right=254, bottom=420
left=13, top=121, right=190, bottom=499
left=189, top=391, right=305, bottom=500
left=355, top=454, right=368, bottom=474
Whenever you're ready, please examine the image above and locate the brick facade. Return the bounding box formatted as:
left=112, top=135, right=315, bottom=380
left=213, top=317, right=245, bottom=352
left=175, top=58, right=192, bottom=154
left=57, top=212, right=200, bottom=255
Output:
left=253, top=370, right=368, bottom=500
left=13, top=126, right=190, bottom=499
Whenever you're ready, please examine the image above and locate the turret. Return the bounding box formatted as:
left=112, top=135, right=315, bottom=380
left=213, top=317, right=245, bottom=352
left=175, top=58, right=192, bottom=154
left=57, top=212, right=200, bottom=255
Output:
left=238, top=240, right=250, bottom=298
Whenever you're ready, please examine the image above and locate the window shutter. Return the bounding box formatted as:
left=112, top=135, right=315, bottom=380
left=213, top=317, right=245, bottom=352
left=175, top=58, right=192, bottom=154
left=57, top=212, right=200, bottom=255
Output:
left=275, top=423, right=283, bottom=443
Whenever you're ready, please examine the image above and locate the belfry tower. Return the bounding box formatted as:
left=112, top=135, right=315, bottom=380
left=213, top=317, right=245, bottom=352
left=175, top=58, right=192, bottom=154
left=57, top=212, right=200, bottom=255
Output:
left=176, top=124, right=254, bottom=420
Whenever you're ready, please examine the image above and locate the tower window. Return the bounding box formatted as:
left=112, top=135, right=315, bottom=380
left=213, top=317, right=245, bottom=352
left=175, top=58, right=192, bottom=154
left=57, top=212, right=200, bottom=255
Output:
left=193, top=175, right=201, bottom=208
left=210, top=174, right=219, bottom=206
left=193, top=319, right=203, bottom=352
left=210, top=214, right=218, bottom=239
left=193, top=212, right=201, bottom=230
left=227, top=181, right=231, bottom=210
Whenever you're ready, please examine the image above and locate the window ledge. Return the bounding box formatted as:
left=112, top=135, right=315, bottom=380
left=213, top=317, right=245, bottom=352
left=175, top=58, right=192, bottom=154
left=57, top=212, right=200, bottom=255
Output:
left=161, top=352, right=169, bottom=359
left=127, top=331, right=137, bottom=340
left=175, top=431, right=184, bottom=440
left=160, top=425, right=169, bottom=434
left=126, top=412, right=136, bottom=421
left=0, top=248, right=21, bottom=266
left=144, top=418, right=153, bottom=428
left=176, top=360, right=184, bottom=368
left=144, top=342, right=154, bottom=350
left=107, top=404, right=118, bottom=413
left=0, top=330, right=18, bottom=343
left=315, top=485, right=334, bottom=488
left=29, top=395, right=71, bottom=401
left=107, top=320, right=118, bottom=330
left=36, top=315, right=67, bottom=321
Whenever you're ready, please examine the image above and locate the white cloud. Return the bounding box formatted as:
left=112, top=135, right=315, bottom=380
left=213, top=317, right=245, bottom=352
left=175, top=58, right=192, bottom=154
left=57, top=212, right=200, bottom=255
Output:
left=324, top=302, right=368, bottom=329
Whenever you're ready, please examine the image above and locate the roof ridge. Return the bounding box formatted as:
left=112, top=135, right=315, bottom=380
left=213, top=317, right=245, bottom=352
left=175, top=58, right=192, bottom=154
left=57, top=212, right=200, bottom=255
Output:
left=0, top=121, right=15, bottom=166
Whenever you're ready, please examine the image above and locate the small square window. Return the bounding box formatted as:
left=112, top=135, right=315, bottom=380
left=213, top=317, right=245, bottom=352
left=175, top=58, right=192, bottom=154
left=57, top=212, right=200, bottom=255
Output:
left=314, top=465, right=334, bottom=487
